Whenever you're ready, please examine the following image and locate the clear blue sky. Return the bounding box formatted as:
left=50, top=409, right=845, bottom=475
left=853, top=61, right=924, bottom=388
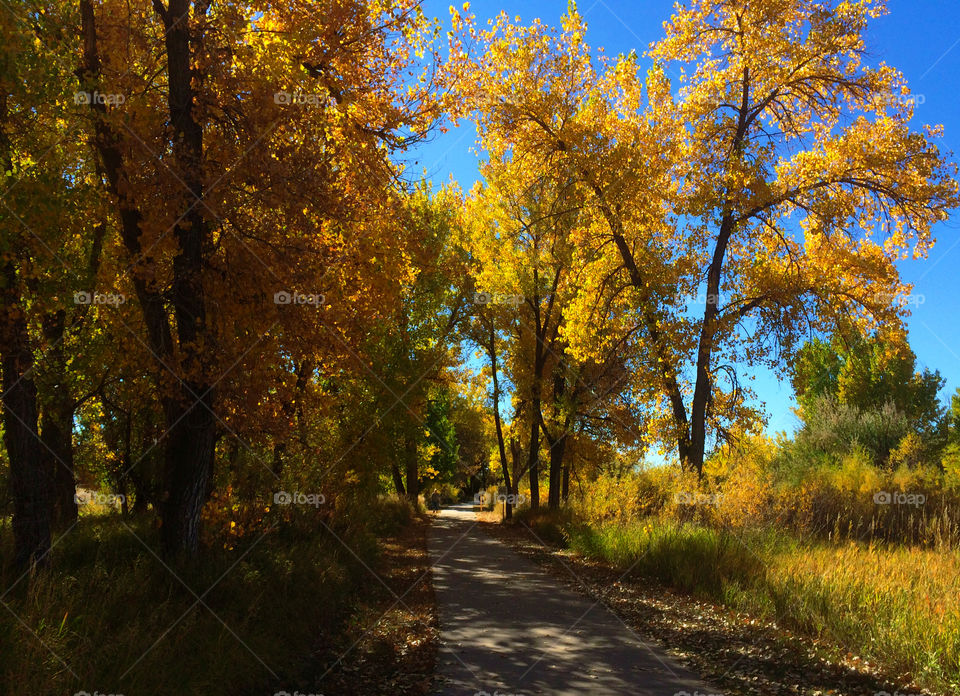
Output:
left=416, top=0, right=960, bottom=437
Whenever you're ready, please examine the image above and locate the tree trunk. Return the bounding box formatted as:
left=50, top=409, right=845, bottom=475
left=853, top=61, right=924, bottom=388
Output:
left=404, top=433, right=418, bottom=504
left=0, top=90, right=51, bottom=569
left=561, top=447, right=570, bottom=502
left=546, top=366, right=567, bottom=509
left=0, top=261, right=51, bottom=570
left=487, top=322, right=512, bottom=519
left=270, top=441, right=285, bottom=478
left=391, top=461, right=406, bottom=496
left=160, top=405, right=216, bottom=554
left=547, top=433, right=566, bottom=510
left=526, top=402, right=540, bottom=510
left=687, top=213, right=738, bottom=477
left=155, top=0, right=218, bottom=556
left=39, top=310, right=77, bottom=528
left=82, top=0, right=218, bottom=555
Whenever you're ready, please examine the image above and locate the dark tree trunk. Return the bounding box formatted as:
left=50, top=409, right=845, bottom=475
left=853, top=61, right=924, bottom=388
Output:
left=0, top=261, right=51, bottom=570
left=161, top=407, right=216, bottom=554
left=547, top=433, right=566, bottom=510
left=404, top=433, right=418, bottom=504
left=487, top=322, right=512, bottom=519
left=270, top=441, right=285, bottom=478
left=155, top=0, right=218, bottom=556
left=524, top=267, right=559, bottom=511
left=39, top=310, right=77, bottom=528
left=687, top=211, right=738, bottom=478
left=0, top=91, right=51, bottom=569
left=391, top=461, right=406, bottom=496
left=546, top=366, right=567, bottom=510
left=510, top=436, right=522, bottom=501
left=561, top=449, right=570, bottom=502
left=130, top=462, right=151, bottom=514
left=526, top=403, right=540, bottom=510
left=82, top=0, right=217, bottom=555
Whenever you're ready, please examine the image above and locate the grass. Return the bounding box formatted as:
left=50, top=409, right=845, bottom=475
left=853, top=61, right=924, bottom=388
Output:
left=556, top=515, right=960, bottom=694
left=0, top=497, right=418, bottom=696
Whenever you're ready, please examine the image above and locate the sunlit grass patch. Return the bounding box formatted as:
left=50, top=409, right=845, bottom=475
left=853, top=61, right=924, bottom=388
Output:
left=565, top=516, right=960, bottom=694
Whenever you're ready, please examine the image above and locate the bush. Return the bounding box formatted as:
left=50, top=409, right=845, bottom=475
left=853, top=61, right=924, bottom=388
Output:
left=575, top=469, right=671, bottom=524
left=511, top=506, right=578, bottom=546
left=368, top=495, right=416, bottom=535
left=797, top=396, right=910, bottom=467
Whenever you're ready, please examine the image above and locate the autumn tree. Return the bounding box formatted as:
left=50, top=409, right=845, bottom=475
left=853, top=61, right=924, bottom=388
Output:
left=463, top=157, right=646, bottom=508
left=75, top=0, right=446, bottom=553
left=0, top=0, right=110, bottom=565
left=453, top=0, right=957, bottom=475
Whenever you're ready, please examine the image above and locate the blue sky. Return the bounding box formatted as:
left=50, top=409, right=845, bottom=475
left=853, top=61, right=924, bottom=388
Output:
left=415, top=0, right=960, bottom=436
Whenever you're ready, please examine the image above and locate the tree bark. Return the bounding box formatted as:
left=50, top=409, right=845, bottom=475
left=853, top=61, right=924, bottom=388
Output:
left=526, top=401, right=540, bottom=510
left=80, top=0, right=217, bottom=554
left=1, top=261, right=51, bottom=570
left=0, top=91, right=51, bottom=569
left=561, top=446, right=570, bottom=502
left=487, top=321, right=513, bottom=519
left=155, top=0, right=218, bottom=556
left=391, top=460, right=406, bottom=496
left=404, top=433, right=418, bottom=504
left=39, top=310, right=77, bottom=528
left=545, top=365, right=568, bottom=509
left=547, top=432, right=566, bottom=509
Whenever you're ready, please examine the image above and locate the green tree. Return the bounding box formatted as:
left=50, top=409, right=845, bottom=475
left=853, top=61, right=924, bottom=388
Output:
left=791, top=332, right=946, bottom=465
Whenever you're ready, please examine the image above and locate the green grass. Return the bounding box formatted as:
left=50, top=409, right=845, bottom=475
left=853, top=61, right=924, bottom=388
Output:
left=0, top=498, right=416, bottom=695
left=561, top=516, right=960, bottom=694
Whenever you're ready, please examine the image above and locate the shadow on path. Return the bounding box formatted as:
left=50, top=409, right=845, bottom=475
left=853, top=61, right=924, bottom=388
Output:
left=429, top=504, right=722, bottom=696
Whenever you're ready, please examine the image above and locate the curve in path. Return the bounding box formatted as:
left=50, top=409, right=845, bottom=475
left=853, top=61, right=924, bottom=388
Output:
left=429, top=503, right=723, bottom=696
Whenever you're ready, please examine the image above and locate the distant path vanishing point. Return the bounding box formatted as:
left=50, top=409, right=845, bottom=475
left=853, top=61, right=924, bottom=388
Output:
left=429, top=503, right=723, bottom=696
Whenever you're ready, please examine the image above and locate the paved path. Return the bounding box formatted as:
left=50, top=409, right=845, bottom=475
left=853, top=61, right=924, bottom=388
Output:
left=429, top=504, right=721, bottom=696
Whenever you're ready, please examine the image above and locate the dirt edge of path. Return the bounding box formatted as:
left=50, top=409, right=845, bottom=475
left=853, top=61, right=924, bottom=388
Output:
left=312, top=513, right=440, bottom=696
left=479, top=517, right=938, bottom=696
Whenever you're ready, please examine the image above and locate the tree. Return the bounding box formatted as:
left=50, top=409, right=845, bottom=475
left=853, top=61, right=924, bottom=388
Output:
left=421, top=386, right=460, bottom=486
left=791, top=332, right=946, bottom=463
left=74, top=0, right=445, bottom=553
left=0, top=0, right=104, bottom=566
left=453, top=0, right=957, bottom=475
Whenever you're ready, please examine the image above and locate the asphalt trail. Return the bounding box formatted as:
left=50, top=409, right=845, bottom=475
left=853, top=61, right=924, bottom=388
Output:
left=429, top=504, right=722, bottom=696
